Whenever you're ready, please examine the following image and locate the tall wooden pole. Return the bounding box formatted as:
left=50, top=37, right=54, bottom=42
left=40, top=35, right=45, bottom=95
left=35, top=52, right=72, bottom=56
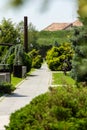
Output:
left=24, top=16, right=28, bottom=53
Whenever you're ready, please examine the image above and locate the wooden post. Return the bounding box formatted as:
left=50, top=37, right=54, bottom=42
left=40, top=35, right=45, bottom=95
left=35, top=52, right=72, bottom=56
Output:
left=24, top=16, right=28, bottom=53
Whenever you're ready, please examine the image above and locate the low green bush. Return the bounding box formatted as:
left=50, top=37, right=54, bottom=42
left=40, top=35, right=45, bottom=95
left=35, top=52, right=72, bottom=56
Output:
left=32, top=55, right=42, bottom=69
left=22, top=53, right=32, bottom=72
left=46, top=43, right=73, bottom=71
left=7, top=53, right=32, bottom=73
left=29, top=49, right=43, bottom=69
left=7, top=54, right=15, bottom=72
left=0, top=82, right=15, bottom=94
left=6, top=86, right=87, bottom=130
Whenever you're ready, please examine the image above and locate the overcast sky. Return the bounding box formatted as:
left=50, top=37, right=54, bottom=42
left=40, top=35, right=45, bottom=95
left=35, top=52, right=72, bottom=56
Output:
left=0, top=0, right=78, bottom=30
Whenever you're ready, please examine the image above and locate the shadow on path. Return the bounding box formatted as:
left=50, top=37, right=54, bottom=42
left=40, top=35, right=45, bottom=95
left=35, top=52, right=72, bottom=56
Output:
left=8, top=93, right=27, bottom=98
left=29, top=74, right=38, bottom=77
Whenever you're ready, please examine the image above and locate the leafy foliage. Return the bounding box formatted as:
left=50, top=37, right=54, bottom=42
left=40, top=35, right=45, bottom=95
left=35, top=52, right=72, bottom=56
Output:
left=0, top=82, right=15, bottom=94
left=37, top=30, right=73, bottom=46
left=37, top=30, right=73, bottom=57
left=28, top=23, right=39, bottom=51
left=1, top=44, right=32, bottom=73
left=7, top=54, right=15, bottom=72
left=71, top=26, right=87, bottom=82
left=0, top=18, right=20, bottom=44
left=6, top=86, right=87, bottom=130
left=46, top=43, right=73, bottom=71
left=29, top=49, right=43, bottom=69
left=0, top=18, right=22, bottom=62
left=22, top=52, right=32, bottom=72
left=78, top=0, right=87, bottom=23
left=70, top=0, right=87, bottom=83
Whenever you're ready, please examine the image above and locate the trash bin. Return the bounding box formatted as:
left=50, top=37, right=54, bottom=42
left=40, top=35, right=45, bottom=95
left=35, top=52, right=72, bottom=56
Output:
left=13, top=65, right=27, bottom=78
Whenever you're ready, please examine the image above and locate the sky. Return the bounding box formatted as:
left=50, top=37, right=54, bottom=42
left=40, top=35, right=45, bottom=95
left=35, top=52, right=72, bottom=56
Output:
left=0, top=0, right=78, bottom=31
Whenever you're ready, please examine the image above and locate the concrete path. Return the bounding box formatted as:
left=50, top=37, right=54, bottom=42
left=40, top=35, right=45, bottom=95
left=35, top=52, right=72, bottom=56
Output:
left=0, top=63, right=52, bottom=130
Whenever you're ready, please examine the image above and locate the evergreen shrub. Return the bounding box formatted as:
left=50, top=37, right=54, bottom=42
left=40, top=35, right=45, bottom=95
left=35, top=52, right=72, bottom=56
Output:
left=6, top=86, right=87, bottom=130
left=7, top=53, right=32, bottom=73
left=7, top=54, right=15, bottom=72
left=46, top=43, right=73, bottom=71
left=71, top=26, right=87, bottom=82
left=0, top=82, right=15, bottom=94
left=32, top=55, right=42, bottom=68
left=29, top=49, right=43, bottom=69
left=22, top=53, right=32, bottom=72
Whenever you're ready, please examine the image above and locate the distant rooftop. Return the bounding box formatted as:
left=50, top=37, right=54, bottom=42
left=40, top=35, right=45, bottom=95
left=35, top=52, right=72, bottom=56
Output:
left=43, top=20, right=83, bottom=31
left=72, top=20, right=83, bottom=27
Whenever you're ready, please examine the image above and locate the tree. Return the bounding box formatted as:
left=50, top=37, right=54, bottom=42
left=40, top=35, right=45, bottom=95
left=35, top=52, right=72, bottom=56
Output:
left=28, top=22, right=39, bottom=51
left=71, top=26, right=87, bottom=83
left=16, top=21, right=24, bottom=45
left=0, top=18, right=21, bottom=44
left=28, top=49, right=43, bottom=68
left=0, top=18, right=21, bottom=62
left=77, top=0, right=87, bottom=26
left=78, top=0, right=87, bottom=17
left=71, top=0, right=87, bottom=84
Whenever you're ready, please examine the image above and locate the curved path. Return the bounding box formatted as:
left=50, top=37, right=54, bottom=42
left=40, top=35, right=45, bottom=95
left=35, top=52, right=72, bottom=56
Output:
left=0, top=63, right=52, bottom=130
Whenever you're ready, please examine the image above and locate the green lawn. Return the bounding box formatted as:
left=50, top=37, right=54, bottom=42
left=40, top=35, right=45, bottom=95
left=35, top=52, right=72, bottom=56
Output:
left=11, top=74, right=23, bottom=87
left=52, top=72, right=75, bottom=85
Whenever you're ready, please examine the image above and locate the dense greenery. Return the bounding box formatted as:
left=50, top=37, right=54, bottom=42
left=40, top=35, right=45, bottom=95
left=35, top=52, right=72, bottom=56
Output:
left=0, top=18, right=74, bottom=60
left=1, top=44, right=32, bottom=73
left=0, top=82, right=15, bottom=94
left=0, top=18, right=21, bottom=44
left=37, top=30, right=73, bottom=45
left=6, top=86, right=87, bottom=130
left=3, top=1, right=87, bottom=130
left=46, top=43, right=73, bottom=71
left=70, top=0, right=87, bottom=83
left=71, top=26, right=87, bottom=83
left=37, top=30, right=73, bottom=57
left=78, top=0, right=87, bottom=20
left=28, top=23, right=39, bottom=51
left=28, top=49, right=43, bottom=69
left=0, top=18, right=21, bottom=62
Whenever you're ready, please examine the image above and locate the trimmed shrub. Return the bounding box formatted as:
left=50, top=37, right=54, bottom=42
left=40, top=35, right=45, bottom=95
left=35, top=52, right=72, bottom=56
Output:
left=46, top=43, right=73, bottom=71
left=0, top=82, right=15, bottom=94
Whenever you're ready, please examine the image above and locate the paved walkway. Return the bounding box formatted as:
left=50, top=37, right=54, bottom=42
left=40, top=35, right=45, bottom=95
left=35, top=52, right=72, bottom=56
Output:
left=0, top=63, right=52, bottom=130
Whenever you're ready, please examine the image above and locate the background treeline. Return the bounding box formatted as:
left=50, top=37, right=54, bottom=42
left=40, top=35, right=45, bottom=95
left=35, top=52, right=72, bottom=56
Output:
left=37, top=30, right=73, bottom=46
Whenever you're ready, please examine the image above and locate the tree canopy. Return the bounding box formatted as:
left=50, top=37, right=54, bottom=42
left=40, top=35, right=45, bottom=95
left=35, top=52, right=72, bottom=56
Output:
left=0, top=18, right=21, bottom=44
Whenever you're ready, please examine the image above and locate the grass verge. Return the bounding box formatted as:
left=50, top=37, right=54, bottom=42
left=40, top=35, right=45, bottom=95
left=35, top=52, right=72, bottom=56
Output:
left=11, top=74, right=23, bottom=87
left=52, top=72, right=75, bottom=85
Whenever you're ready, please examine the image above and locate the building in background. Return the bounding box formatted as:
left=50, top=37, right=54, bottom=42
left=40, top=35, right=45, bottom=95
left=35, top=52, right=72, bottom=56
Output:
left=43, top=20, right=83, bottom=31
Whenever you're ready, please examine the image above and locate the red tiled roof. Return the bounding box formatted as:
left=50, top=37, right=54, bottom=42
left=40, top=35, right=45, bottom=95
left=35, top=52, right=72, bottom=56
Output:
left=43, top=23, right=72, bottom=31
left=43, top=20, right=83, bottom=31
left=72, top=20, right=83, bottom=26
